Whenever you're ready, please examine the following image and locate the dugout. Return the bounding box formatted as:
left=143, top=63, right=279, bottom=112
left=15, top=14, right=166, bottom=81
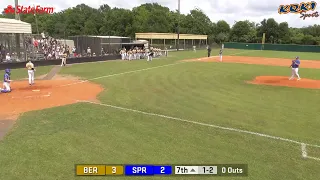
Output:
left=135, top=33, right=208, bottom=50
left=0, top=18, right=32, bottom=62
left=69, top=35, right=131, bottom=55
left=121, top=42, right=145, bottom=50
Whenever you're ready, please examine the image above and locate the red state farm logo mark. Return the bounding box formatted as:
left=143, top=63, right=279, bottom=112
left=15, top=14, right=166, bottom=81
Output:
left=4, top=5, right=54, bottom=14
left=4, top=5, right=15, bottom=14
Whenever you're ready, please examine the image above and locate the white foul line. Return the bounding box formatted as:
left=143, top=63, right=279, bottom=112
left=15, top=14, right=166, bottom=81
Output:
left=59, top=50, right=254, bottom=87
left=301, top=143, right=307, bottom=158
left=301, top=143, right=320, bottom=161
left=60, top=61, right=187, bottom=87
left=77, top=100, right=320, bottom=161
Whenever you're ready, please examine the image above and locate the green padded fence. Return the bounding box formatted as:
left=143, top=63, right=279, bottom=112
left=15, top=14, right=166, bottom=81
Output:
left=224, top=42, right=320, bottom=53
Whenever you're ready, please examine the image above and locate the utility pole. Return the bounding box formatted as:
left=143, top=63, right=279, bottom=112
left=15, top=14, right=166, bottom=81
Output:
left=15, top=0, right=21, bottom=60
left=176, top=0, right=180, bottom=51
left=14, top=0, right=20, bottom=20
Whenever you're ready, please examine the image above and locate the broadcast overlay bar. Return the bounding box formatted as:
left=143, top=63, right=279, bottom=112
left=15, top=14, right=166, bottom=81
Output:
left=75, top=164, right=248, bottom=176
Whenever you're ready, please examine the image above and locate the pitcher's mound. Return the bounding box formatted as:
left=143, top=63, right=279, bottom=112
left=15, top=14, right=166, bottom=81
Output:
left=248, top=76, right=320, bottom=89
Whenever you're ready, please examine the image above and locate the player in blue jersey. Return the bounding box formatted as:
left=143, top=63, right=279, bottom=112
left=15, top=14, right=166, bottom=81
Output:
left=1, top=68, right=12, bottom=93
left=289, top=56, right=301, bottom=80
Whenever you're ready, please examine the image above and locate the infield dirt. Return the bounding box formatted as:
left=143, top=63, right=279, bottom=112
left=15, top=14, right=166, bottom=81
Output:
left=0, top=77, right=103, bottom=140
left=187, top=56, right=320, bottom=89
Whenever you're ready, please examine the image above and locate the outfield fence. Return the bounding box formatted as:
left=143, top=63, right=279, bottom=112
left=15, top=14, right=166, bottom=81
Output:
left=224, top=42, right=320, bottom=52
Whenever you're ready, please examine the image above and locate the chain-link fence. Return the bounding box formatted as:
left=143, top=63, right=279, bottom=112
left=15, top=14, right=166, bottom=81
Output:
left=69, top=36, right=132, bottom=56
left=0, top=33, right=33, bottom=63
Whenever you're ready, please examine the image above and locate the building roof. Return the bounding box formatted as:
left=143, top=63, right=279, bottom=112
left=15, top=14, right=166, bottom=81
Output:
left=69, top=35, right=130, bottom=39
left=135, top=32, right=207, bottom=40
left=0, top=18, right=32, bottom=33
left=122, top=42, right=145, bottom=45
left=0, top=18, right=30, bottom=25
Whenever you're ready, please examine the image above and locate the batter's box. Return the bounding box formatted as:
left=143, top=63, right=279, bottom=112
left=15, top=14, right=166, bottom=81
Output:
left=11, top=92, right=51, bottom=99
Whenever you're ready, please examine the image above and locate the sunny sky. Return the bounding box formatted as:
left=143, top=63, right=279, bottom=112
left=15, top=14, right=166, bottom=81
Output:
left=1, top=0, right=319, bottom=28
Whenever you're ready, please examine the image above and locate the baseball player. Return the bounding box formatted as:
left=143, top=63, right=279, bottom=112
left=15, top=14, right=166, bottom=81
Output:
left=120, top=49, right=125, bottom=60
left=26, top=60, right=35, bottom=85
left=289, top=56, right=301, bottom=80
left=207, top=46, right=211, bottom=57
left=148, top=47, right=154, bottom=61
left=61, top=49, right=68, bottom=66
left=0, top=69, right=11, bottom=93
left=219, top=49, right=223, bottom=62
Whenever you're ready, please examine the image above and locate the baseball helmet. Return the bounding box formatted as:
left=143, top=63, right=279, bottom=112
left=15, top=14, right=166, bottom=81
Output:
left=5, top=68, right=10, bottom=73
left=296, top=56, right=299, bottom=59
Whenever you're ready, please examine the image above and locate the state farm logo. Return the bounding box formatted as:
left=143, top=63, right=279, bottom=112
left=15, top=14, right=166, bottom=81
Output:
left=278, top=1, right=319, bottom=20
left=4, top=5, right=54, bottom=14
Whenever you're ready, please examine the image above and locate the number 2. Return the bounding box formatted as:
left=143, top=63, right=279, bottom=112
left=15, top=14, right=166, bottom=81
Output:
left=112, top=167, right=116, bottom=174
left=161, top=167, right=165, bottom=173
left=209, top=167, right=213, bottom=173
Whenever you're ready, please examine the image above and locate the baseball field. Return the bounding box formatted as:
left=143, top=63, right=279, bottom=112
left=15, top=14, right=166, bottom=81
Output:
left=0, top=48, right=320, bottom=180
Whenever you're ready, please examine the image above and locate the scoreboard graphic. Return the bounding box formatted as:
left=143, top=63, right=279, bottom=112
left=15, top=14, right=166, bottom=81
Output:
left=75, top=164, right=248, bottom=176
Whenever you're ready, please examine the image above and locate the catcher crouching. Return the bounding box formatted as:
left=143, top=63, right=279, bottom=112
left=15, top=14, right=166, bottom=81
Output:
left=0, top=68, right=12, bottom=93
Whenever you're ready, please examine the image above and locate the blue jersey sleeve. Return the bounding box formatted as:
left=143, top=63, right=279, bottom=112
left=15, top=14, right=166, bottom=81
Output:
left=296, top=60, right=300, bottom=65
left=4, top=73, right=9, bottom=82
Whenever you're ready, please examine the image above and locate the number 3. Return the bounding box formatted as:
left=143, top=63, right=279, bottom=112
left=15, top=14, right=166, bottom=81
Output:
left=112, top=167, right=116, bottom=174
left=161, top=167, right=165, bottom=173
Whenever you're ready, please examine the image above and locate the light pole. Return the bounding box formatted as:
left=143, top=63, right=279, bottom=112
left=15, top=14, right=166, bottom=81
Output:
left=15, top=0, right=21, bottom=60
left=14, top=0, right=20, bottom=20
left=176, top=0, right=180, bottom=51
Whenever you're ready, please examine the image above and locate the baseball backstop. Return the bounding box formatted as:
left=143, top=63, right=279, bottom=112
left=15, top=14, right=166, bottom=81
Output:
left=224, top=42, right=320, bottom=52
left=0, top=18, right=32, bottom=62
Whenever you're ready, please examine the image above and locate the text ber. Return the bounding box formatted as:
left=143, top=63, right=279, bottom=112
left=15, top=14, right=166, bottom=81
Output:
left=76, top=165, right=106, bottom=176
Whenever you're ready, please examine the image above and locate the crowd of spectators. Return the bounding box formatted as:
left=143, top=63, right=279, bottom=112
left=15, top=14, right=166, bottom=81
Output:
left=25, top=32, right=78, bottom=60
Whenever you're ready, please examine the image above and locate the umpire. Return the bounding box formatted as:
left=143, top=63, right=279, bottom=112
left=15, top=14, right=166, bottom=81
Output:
left=207, top=46, right=211, bottom=57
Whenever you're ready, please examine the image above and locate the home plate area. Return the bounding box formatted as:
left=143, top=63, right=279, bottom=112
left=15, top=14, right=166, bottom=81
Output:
left=0, top=79, right=103, bottom=119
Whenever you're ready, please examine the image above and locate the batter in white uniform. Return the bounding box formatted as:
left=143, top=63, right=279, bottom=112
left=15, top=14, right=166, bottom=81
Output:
left=26, top=61, right=35, bottom=85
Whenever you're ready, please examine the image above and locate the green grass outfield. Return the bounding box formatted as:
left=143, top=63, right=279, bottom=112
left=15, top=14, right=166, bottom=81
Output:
left=0, top=49, right=320, bottom=180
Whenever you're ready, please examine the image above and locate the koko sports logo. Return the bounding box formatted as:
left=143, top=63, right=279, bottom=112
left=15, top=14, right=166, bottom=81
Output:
left=278, top=1, right=319, bottom=20
left=4, top=5, right=54, bottom=14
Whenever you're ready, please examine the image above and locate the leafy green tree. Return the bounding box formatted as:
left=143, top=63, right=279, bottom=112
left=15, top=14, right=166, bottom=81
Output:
left=0, top=3, right=319, bottom=45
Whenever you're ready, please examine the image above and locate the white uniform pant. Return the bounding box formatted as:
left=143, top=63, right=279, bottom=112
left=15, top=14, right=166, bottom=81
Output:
left=61, top=58, right=66, bottom=66
left=3, top=82, right=10, bottom=91
left=121, top=54, right=125, bottom=60
left=28, top=70, right=35, bottom=84
left=148, top=55, right=153, bottom=61
left=290, top=68, right=300, bottom=79
left=219, top=54, right=222, bottom=61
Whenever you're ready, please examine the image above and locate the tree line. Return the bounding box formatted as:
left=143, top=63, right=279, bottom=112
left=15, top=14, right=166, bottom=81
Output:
left=1, top=3, right=320, bottom=45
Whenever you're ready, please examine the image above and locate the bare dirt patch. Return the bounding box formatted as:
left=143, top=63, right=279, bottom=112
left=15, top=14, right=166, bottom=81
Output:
left=248, top=76, right=320, bottom=89
left=188, top=56, right=320, bottom=69
left=0, top=75, right=104, bottom=140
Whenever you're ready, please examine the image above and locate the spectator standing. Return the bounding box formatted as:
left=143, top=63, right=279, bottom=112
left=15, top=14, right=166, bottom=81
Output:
left=87, top=47, right=91, bottom=56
